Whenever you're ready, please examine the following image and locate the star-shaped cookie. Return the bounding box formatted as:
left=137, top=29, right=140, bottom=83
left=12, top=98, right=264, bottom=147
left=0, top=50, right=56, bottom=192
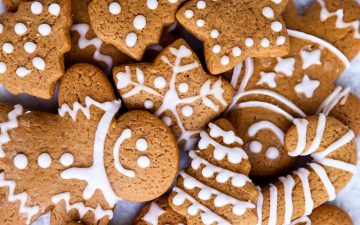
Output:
left=176, top=0, right=290, bottom=74
left=88, top=0, right=186, bottom=61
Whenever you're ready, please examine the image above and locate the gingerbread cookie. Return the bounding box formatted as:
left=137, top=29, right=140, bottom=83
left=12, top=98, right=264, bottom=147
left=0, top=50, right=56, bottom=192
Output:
left=291, top=205, right=353, bottom=225
left=283, top=0, right=360, bottom=60
left=224, top=29, right=360, bottom=178
left=0, top=63, right=179, bottom=225
left=113, top=39, right=234, bottom=151
left=169, top=118, right=259, bottom=225
left=0, top=0, right=72, bottom=99
left=176, top=0, right=290, bottom=74
left=2, top=0, right=21, bottom=12
left=134, top=196, right=187, bottom=225
left=88, top=0, right=186, bottom=61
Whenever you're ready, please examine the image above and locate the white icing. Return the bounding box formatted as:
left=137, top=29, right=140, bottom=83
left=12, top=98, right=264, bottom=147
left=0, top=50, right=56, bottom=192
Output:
left=271, top=21, right=283, bottom=32
left=261, top=38, right=270, bottom=48
left=182, top=105, right=193, bottom=117
left=71, top=24, right=113, bottom=72
left=161, top=116, right=172, bottom=126
left=37, top=153, right=52, bottom=168
left=154, top=76, right=167, bottom=89
left=300, top=49, right=322, bottom=70
left=276, top=36, right=286, bottom=45
left=220, top=55, right=230, bottom=65
left=197, top=1, right=206, bottom=9
left=0, top=62, right=6, bottom=73
left=245, top=38, right=254, bottom=47
left=208, top=123, right=243, bottom=145
left=147, top=0, right=158, bottom=10
left=172, top=187, right=231, bottom=225
left=52, top=192, right=113, bottom=220
left=32, top=57, right=46, bottom=70
left=257, top=72, right=276, bottom=88
left=196, top=19, right=205, bottom=27
left=14, top=154, right=28, bottom=170
left=144, top=100, right=154, bottom=109
left=0, top=173, right=40, bottom=224
left=185, top=10, right=194, bottom=18
left=266, top=147, right=280, bottom=160
left=316, top=86, right=351, bottom=116
left=16, top=67, right=31, bottom=77
left=189, top=150, right=251, bottom=187
left=274, top=57, right=296, bottom=77
left=109, top=2, right=121, bottom=14
left=178, top=82, right=189, bottom=93
left=237, top=101, right=295, bottom=121
left=290, top=216, right=311, bottom=225
left=14, top=23, right=27, bottom=35
left=113, top=128, right=135, bottom=177
left=248, top=120, right=285, bottom=145
left=268, top=184, right=278, bottom=225
left=294, top=75, right=320, bottom=98
left=232, top=47, right=242, bottom=57
left=293, top=168, right=314, bottom=216
left=317, top=0, right=360, bottom=39
left=134, top=15, right=146, bottom=30
left=31, top=2, right=43, bottom=15
left=210, top=29, right=219, bottom=39
left=142, top=202, right=165, bottom=225
left=0, top=23, right=3, bottom=33
left=289, top=118, right=309, bottom=157
left=136, top=138, right=148, bottom=151
left=3, top=43, right=14, bottom=54
left=48, top=3, right=60, bottom=16
left=279, top=175, right=295, bottom=224
left=24, top=42, right=37, bottom=54
left=308, top=163, right=336, bottom=201
left=262, top=7, right=274, bottom=19
left=59, top=153, right=74, bottom=167
left=59, top=97, right=123, bottom=207
left=249, top=141, right=262, bottom=154
left=126, top=32, right=137, bottom=47
left=137, top=156, right=151, bottom=168
left=256, top=187, right=263, bottom=225
left=38, top=24, right=51, bottom=36
left=212, top=44, right=221, bottom=54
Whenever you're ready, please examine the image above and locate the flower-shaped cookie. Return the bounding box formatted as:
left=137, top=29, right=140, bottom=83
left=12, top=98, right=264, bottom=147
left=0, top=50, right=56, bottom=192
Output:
left=176, top=0, right=290, bottom=74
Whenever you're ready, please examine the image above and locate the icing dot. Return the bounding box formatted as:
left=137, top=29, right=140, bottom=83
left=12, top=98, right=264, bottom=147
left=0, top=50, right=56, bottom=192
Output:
left=271, top=21, right=283, bottom=32
left=38, top=153, right=52, bottom=168
left=198, top=189, right=211, bottom=200
left=249, top=141, right=262, bottom=153
left=266, top=147, right=280, bottom=159
left=0, top=62, right=6, bottom=73
left=232, top=47, right=242, bottom=57
left=261, top=38, right=270, bottom=48
left=233, top=205, right=247, bottom=216
left=137, top=156, right=151, bottom=168
left=168, top=0, right=178, bottom=3
left=210, top=29, right=219, bottom=39
left=2, top=43, right=14, bottom=54
left=147, top=0, right=158, bottom=10
left=0, top=23, right=3, bottom=33
left=197, top=1, right=206, bottom=9
left=48, top=3, right=60, bottom=16
left=38, top=24, right=51, bottom=36
left=24, top=42, right=37, bottom=53
left=60, top=153, right=74, bottom=166
left=272, top=0, right=283, bottom=4
left=212, top=44, right=221, bottom=54
left=188, top=205, right=198, bottom=215
left=184, top=10, right=194, bottom=18
left=15, top=23, right=27, bottom=35
left=162, top=116, right=172, bottom=126
left=276, top=36, right=286, bottom=45
left=14, top=154, right=28, bottom=170
left=154, top=76, right=166, bottom=89
left=109, top=2, right=121, bottom=14
left=133, top=15, right=146, bottom=30
left=178, top=83, right=189, bottom=93
left=221, top=55, right=230, bottom=65
left=245, top=38, right=254, bottom=47
left=144, top=100, right=154, bottom=109
left=196, top=19, right=205, bottom=27
left=125, top=33, right=137, bottom=47
left=136, top=138, right=148, bottom=151
left=32, top=57, right=45, bottom=70
left=16, top=67, right=31, bottom=77
left=31, top=2, right=43, bottom=14
left=262, top=7, right=274, bottom=19
left=182, top=106, right=193, bottom=117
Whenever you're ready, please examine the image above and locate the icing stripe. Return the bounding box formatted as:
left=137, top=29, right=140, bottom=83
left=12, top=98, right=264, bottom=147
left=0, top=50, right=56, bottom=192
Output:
left=248, top=121, right=285, bottom=145
left=237, top=101, right=294, bottom=121
left=316, top=86, right=351, bottom=116
left=172, top=187, right=231, bottom=225
left=0, top=105, right=23, bottom=158
left=308, top=163, right=336, bottom=201
left=293, top=168, right=314, bottom=216
left=189, top=150, right=251, bottom=188
left=287, top=29, right=351, bottom=69
left=268, top=184, right=278, bottom=225
left=314, top=158, right=357, bottom=174
left=302, top=114, right=326, bottom=155
left=289, top=119, right=309, bottom=156
left=256, top=187, right=263, bottom=225
left=279, top=175, right=296, bottom=224
left=0, top=173, right=40, bottom=224
left=290, top=216, right=311, bottom=225
left=231, top=63, right=243, bottom=88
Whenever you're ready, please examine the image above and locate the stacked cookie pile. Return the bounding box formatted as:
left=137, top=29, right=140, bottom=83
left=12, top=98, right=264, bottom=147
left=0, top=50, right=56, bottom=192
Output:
left=0, top=0, right=359, bottom=225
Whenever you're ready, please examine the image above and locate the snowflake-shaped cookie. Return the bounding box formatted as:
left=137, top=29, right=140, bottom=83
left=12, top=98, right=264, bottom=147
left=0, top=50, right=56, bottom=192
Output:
left=176, top=0, right=290, bottom=74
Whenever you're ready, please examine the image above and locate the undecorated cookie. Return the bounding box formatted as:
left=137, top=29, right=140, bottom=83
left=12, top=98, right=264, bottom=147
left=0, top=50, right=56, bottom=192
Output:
left=0, top=63, right=179, bottom=225
left=176, top=0, right=290, bottom=74
left=113, top=39, right=234, bottom=151
left=0, top=0, right=72, bottom=99
left=134, top=196, right=187, bottom=225
left=88, top=0, right=186, bottom=61
left=225, top=29, right=360, bottom=178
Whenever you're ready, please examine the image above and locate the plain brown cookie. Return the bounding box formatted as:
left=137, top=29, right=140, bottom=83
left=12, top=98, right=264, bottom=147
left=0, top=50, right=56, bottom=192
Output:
left=134, top=197, right=187, bottom=225
left=0, top=0, right=72, bottom=99
left=169, top=118, right=259, bottom=225
left=292, top=205, right=353, bottom=225
left=114, top=39, right=234, bottom=151
left=0, top=63, right=179, bottom=225
left=176, top=0, right=290, bottom=74
left=88, top=0, right=186, bottom=61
